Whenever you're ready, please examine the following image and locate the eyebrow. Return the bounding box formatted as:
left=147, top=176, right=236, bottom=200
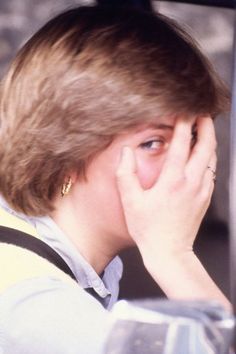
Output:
left=148, top=123, right=174, bottom=131
left=133, top=122, right=175, bottom=134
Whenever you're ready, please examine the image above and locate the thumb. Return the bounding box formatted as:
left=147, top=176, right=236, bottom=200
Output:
left=116, top=146, right=142, bottom=207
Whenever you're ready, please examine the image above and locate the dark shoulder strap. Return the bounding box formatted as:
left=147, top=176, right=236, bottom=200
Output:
left=0, top=226, right=77, bottom=281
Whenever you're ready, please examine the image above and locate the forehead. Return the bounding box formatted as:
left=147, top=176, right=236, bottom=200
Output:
left=136, top=115, right=176, bottom=130
left=112, top=117, right=175, bottom=145
left=125, top=114, right=197, bottom=134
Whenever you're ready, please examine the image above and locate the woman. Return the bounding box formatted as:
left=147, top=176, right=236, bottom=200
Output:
left=0, top=5, right=231, bottom=353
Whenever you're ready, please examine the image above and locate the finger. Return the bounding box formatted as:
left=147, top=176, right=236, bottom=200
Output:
left=158, top=117, right=192, bottom=183
left=206, top=152, right=217, bottom=185
left=201, top=153, right=217, bottom=206
left=186, top=116, right=216, bottom=181
left=116, top=146, right=142, bottom=207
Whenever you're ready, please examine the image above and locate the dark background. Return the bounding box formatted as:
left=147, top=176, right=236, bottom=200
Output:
left=0, top=0, right=233, bottom=301
left=158, top=0, right=234, bottom=8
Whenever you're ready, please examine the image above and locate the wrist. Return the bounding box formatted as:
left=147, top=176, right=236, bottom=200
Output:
left=140, top=246, right=231, bottom=311
left=139, top=241, right=194, bottom=269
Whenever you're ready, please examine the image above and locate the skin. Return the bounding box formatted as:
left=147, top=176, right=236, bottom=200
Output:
left=52, top=114, right=178, bottom=270
left=52, top=115, right=231, bottom=310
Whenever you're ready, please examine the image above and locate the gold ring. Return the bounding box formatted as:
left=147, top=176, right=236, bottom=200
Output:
left=207, top=166, right=216, bottom=182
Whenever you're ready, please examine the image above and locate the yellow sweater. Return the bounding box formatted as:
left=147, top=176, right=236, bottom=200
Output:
left=0, top=207, right=76, bottom=292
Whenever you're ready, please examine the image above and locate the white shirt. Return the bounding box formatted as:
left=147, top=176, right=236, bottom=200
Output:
left=0, top=197, right=123, bottom=354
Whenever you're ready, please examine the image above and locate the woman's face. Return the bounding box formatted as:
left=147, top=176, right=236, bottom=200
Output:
left=73, top=115, right=193, bottom=247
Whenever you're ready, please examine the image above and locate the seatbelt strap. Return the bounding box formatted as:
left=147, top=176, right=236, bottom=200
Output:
left=0, top=226, right=77, bottom=281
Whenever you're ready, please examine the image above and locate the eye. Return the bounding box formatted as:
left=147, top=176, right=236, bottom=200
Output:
left=140, top=138, right=168, bottom=152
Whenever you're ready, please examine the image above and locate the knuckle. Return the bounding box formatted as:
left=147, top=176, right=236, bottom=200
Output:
left=169, top=174, right=186, bottom=191
left=185, top=172, right=202, bottom=194
left=186, top=177, right=201, bottom=194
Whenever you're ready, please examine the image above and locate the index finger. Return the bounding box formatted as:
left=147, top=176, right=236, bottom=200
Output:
left=159, top=116, right=193, bottom=181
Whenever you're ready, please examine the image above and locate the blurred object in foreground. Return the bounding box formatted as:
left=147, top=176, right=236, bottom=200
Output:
left=104, top=299, right=235, bottom=354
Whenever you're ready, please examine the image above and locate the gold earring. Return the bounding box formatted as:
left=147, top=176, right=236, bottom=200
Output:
left=61, top=177, right=72, bottom=197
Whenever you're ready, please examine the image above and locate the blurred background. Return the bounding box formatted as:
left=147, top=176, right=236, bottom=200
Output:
left=0, top=0, right=234, bottom=300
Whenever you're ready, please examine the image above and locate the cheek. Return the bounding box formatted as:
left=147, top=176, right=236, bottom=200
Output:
left=136, top=155, right=166, bottom=190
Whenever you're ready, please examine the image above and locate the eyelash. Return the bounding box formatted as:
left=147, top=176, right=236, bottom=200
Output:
left=140, top=138, right=167, bottom=151
left=140, top=131, right=197, bottom=152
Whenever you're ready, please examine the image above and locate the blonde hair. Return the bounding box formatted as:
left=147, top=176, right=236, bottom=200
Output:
left=0, top=6, right=229, bottom=216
